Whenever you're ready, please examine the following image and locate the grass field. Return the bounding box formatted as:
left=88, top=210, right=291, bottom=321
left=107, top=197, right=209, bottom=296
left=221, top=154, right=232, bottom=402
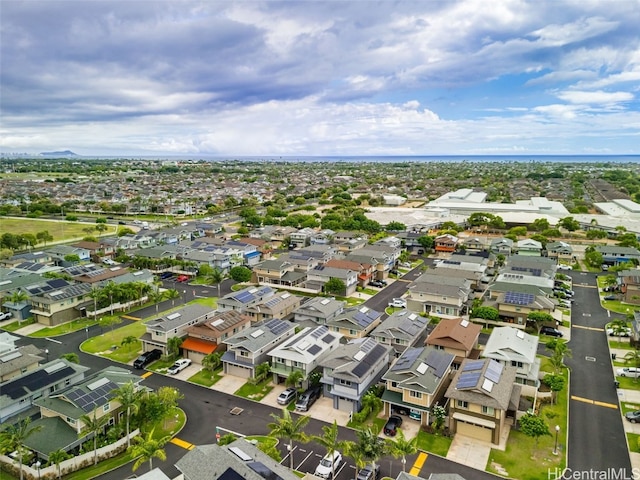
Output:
left=0, top=216, right=117, bottom=242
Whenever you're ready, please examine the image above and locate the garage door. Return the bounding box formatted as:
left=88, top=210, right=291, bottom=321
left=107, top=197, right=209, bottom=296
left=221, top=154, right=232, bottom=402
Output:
left=227, top=364, right=252, bottom=379
left=337, top=396, right=354, bottom=412
left=456, top=420, right=493, bottom=442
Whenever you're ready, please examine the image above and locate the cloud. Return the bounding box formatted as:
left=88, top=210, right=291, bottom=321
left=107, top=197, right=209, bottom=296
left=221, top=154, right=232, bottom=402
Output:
left=556, top=90, right=634, bottom=105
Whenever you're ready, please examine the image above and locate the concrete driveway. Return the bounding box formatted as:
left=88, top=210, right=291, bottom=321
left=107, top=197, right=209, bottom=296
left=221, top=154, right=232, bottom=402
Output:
left=446, top=434, right=491, bottom=471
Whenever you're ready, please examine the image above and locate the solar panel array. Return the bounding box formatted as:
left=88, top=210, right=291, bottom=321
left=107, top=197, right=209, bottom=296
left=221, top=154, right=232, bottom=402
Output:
left=265, top=319, right=290, bottom=336
left=66, top=380, right=119, bottom=412
left=462, top=360, right=485, bottom=372
left=511, top=266, right=542, bottom=277
left=352, top=308, right=380, bottom=327
left=321, top=334, right=335, bottom=344
left=485, top=360, right=504, bottom=383
left=310, top=326, right=328, bottom=338
left=424, top=350, right=452, bottom=378
left=391, top=347, right=421, bottom=371
left=28, top=279, right=70, bottom=296
left=504, top=291, right=535, bottom=306
left=352, top=344, right=387, bottom=378
left=234, top=290, right=255, bottom=304
left=263, top=296, right=283, bottom=308
left=457, top=371, right=481, bottom=389
left=307, top=344, right=322, bottom=355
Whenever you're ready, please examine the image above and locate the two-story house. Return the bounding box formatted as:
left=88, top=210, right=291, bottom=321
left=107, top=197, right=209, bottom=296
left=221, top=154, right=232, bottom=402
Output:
left=141, top=304, right=216, bottom=356
left=217, top=286, right=276, bottom=312
left=434, top=234, right=458, bottom=253
left=489, top=238, right=514, bottom=256
left=515, top=239, right=543, bottom=257
left=445, top=358, right=520, bottom=444
left=370, top=310, right=430, bottom=357
left=319, top=337, right=393, bottom=412
left=546, top=241, right=573, bottom=263
left=381, top=347, right=455, bottom=426
left=242, top=291, right=303, bottom=323
left=595, top=245, right=640, bottom=268
left=324, top=259, right=375, bottom=288
left=481, top=326, right=541, bottom=395
left=326, top=305, right=383, bottom=340
left=183, top=310, right=252, bottom=364
left=407, top=273, right=472, bottom=317
left=496, top=291, right=555, bottom=326
left=293, top=297, right=346, bottom=327
left=619, top=268, right=640, bottom=306
left=222, top=319, right=297, bottom=379
left=306, top=265, right=358, bottom=296
left=251, top=259, right=306, bottom=287
left=0, top=344, right=44, bottom=382
left=268, top=325, right=342, bottom=389
left=27, top=280, right=93, bottom=326
left=425, top=318, right=481, bottom=368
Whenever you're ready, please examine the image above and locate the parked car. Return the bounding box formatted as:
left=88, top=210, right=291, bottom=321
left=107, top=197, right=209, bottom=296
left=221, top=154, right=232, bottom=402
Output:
left=557, top=264, right=572, bottom=271
left=369, top=280, right=384, bottom=288
left=604, top=295, right=618, bottom=301
left=606, top=325, right=632, bottom=337
left=159, top=272, right=174, bottom=279
left=295, top=386, right=321, bottom=411
left=103, top=258, right=117, bottom=266
left=383, top=415, right=403, bottom=436
left=176, top=275, right=190, bottom=283
left=400, top=262, right=412, bottom=268
left=602, top=264, right=609, bottom=271
left=389, top=269, right=400, bottom=276
left=314, top=450, right=342, bottom=479
left=357, top=464, right=381, bottom=480
left=133, top=349, right=162, bottom=369
left=388, top=298, right=407, bottom=308
left=540, top=326, right=563, bottom=337
left=167, top=358, right=192, bottom=375
left=277, top=387, right=297, bottom=405
left=0, top=311, right=13, bottom=321
left=626, top=410, right=640, bottom=423
left=617, top=368, right=640, bottom=377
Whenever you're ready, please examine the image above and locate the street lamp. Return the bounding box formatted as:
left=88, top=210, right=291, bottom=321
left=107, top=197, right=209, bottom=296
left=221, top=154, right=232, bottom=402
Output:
left=553, top=424, right=560, bottom=455
left=183, top=290, right=187, bottom=304
left=35, top=460, right=41, bottom=480
left=44, top=349, right=49, bottom=362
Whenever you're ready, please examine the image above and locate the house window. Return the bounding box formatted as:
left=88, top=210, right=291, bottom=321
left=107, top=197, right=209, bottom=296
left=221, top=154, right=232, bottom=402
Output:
left=349, top=329, right=356, bottom=336
left=339, top=379, right=352, bottom=386
left=390, top=381, right=398, bottom=388
left=65, top=379, right=71, bottom=386
left=433, top=345, right=444, bottom=350
left=103, top=403, right=110, bottom=413
left=482, top=406, right=495, bottom=415
left=409, top=391, right=422, bottom=399
left=457, top=400, right=468, bottom=409
left=511, top=361, right=523, bottom=368
left=239, top=351, right=249, bottom=358
left=66, top=417, right=76, bottom=425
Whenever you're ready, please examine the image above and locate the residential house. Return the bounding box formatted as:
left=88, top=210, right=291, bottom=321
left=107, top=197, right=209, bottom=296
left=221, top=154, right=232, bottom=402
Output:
left=224, top=240, right=262, bottom=267
left=0, top=358, right=89, bottom=423
left=27, top=279, right=93, bottom=326
left=407, top=273, right=472, bottom=317
left=504, top=255, right=557, bottom=279
left=546, top=241, right=573, bottom=263
left=243, top=291, right=303, bottom=322
left=279, top=252, right=323, bottom=273
left=0, top=332, right=19, bottom=354
left=30, top=367, right=143, bottom=459
left=326, top=305, right=383, bottom=339
left=0, top=251, right=53, bottom=269
left=310, top=229, right=336, bottom=245
left=141, top=304, right=216, bottom=356
left=595, top=245, right=640, bottom=267
left=319, top=337, right=393, bottom=412
left=445, top=358, right=520, bottom=444
left=344, top=253, right=386, bottom=282
left=381, top=347, right=455, bottom=425
left=336, top=237, right=369, bottom=253
left=116, top=233, right=156, bottom=251
left=293, top=296, right=346, bottom=327
left=217, top=286, right=276, bottom=313
left=462, top=237, right=485, bottom=252
left=435, top=234, right=458, bottom=253
left=376, top=236, right=402, bottom=249
left=425, top=318, right=481, bottom=368
left=0, top=344, right=44, bottom=382
left=433, top=258, right=487, bottom=291
left=251, top=259, right=306, bottom=287
left=46, top=245, right=92, bottom=265
left=325, top=258, right=375, bottom=288
left=481, top=326, right=541, bottom=395
left=182, top=310, right=252, bottom=364
left=175, top=439, right=301, bottom=480
left=396, top=231, right=425, bottom=254
left=268, top=325, right=342, bottom=389
left=222, top=319, right=297, bottom=379
left=64, top=263, right=130, bottom=285
left=334, top=231, right=368, bottom=243
left=618, top=268, right=640, bottom=306
left=370, top=310, right=430, bottom=357
left=489, top=273, right=554, bottom=299
left=306, top=265, right=358, bottom=296
left=289, top=227, right=316, bottom=248
left=489, top=238, right=514, bottom=256
left=496, top=290, right=555, bottom=326
left=515, top=239, right=543, bottom=256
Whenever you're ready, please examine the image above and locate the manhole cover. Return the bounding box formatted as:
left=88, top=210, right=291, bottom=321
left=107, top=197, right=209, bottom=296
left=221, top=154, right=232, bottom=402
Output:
left=230, top=407, right=244, bottom=415
left=585, top=356, right=596, bottom=362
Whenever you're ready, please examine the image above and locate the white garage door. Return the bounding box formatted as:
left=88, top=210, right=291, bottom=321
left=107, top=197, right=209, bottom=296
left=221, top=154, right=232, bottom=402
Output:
left=337, top=396, right=354, bottom=412
left=457, top=420, right=493, bottom=442
left=227, top=364, right=252, bottom=379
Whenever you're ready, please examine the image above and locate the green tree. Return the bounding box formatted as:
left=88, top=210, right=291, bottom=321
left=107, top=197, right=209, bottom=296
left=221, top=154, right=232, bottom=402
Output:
left=112, top=381, right=144, bottom=448
left=285, top=370, right=304, bottom=391
left=528, top=311, right=555, bottom=332
left=519, top=413, right=551, bottom=448
left=343, top=441, right=367, bottom=480
left=202, top=352, right=222, bottom=372
left=431, top=403, right=447, bottom=433
left=47, top=448, right=70, bottom=479
left=312, top=421, right=346, bottom=480
left=121, top=335, right=138, bottom=352
left=229, top=266, right=252, bottom=282
left=166, top=336, right=183, bottom=359
left=471, top=306, right=499, bottom=321
left=129, top=428, right=170, bottom=473
left=324, top=278, right=346, bottom=295
left=267, top=408, right=310, bottom=469
left=255, top=362, right=271, bottom=383
left=546, top=339, right=572, bottom=374
left=0, top=417, right=43, bottom=480
left=80, top=411, right=109, bottom=465
left=542, top=374, right=565, bottom=405
left=356, top=428, right=386, bottom=477
left=148, top=289, right=166, bottom=313
left=609, top=318, right=630, bottom=346
left=207, top=268, right=225, bottom=297
left=558, top=217, right=580, bottom=232
left=165, top=289, right=181, bottom=306
left=417, top=235, right=434, bottom=251
left=9, top=290, right=29, bottom=326
left=624, top=349, right=640, bottom=382
left=386, top=221, right=406, bottom=232
left=388, top=428, right=418, bottom=473
left=60, top=353, right=80, bottom=364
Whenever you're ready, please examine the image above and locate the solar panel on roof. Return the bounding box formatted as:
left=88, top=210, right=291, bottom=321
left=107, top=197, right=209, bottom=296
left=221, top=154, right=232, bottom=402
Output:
left=462, top=360, right=485, bottom=372
left=310, top=326, right=328, bottom=338
left=307, top=344, right=321, bottom=355
left=352, top=362, right=369, bottom=377
left=321, top=334, right=335, bottom=344
left=456, top=371, right=481, bottom=389
left=504, top=291, right=535, bottom=306
left=485, top=360, right=504, bottom=383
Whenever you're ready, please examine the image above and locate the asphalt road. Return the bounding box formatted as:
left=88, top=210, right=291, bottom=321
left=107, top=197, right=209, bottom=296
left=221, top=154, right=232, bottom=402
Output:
left=565, top=271, right=632, bottom=474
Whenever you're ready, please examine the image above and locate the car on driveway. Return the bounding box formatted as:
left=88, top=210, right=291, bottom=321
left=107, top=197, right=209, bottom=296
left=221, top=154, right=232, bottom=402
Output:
left=606, top=325, right=632, bottom=336
left=388, top=298, right=406, bottom=308
left=0, top=311, right=13, bottom=321
left=540, top=326, right=563, bottom=337
left=133, top=349, right=162, bottom=369
left=314, top=450, right=342, bottom=479
left=626, top=411, right=640, bottom=423
left=369, top=280, right=384, bottom=288
left=557, top=264, right=572, bottom=271
left=357, top=464, right=381, bottom=480
left=617, top=368, right=640, bottom=377
left=295, top=385, right=321, bottom=412
left=167, top=358, right=192, bottom=375
left=604, top=295, right=618, bottom=301
left=383, top=415, right=403, bottom=436
left=277, top=387, right=297, bottom=405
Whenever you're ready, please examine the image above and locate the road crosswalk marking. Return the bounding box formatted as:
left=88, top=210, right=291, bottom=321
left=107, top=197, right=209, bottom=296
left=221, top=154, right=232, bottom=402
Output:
left=409, top=452, right=428, bottom=476
left=571, top=395, right=618, bottom=409
left=170, top=437, right=195, bottom=450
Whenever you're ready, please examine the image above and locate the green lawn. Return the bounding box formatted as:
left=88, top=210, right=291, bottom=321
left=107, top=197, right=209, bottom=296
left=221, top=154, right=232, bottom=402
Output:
left=1, top=317, right=36, bottom=332
left=614, top=376, right=640, bottom=389
left=627, top=433, right=640, bottom=453
left=82, top=321, right=146, bottom=355
left=235, top=379, right=274, bottom=401
left=29, top=316, right=100, bottom=338
left=415, top=431, right=452, bottom=456
left=0, top=216, right=118, bottom=242
left=188, top=368, right=223, bottom=387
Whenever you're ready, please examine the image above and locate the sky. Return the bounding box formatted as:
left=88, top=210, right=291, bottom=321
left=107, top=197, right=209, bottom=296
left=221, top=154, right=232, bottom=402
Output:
left=1, top=0, right=639, bottom=157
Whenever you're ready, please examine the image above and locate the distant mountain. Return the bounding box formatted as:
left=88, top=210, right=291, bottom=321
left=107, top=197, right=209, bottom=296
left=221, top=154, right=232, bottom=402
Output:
left=39, top=150, right=78, bottom=157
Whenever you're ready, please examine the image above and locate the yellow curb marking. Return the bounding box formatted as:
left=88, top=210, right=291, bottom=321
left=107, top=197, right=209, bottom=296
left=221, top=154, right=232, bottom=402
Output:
left=121, top=315, right=140, bottom=320
left=141, top=371, right=153, bottom=379
left=171, top=437, right=195, bottom=450
left=571, top=395, right=618, bottom=410
left=572, top=325, right=604, bottom=331
left=409, top=452, right=428, bottom=476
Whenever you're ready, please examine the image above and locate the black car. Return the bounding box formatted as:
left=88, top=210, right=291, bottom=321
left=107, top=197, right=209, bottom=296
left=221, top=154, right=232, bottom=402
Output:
left=604, top=295, right=618, bottom=301
left=540, top=326, right=563, bottom=337
left=389, top=269, right=399, bottom=276
left=369, top=280, right=384, bottom=288
left=383, top=415, right=403, bottom=436
left=295, top=385, right=321, bottom=411
left=133, top=349, right=162, bottom=369
left=357, top=464, right=381, bottom=480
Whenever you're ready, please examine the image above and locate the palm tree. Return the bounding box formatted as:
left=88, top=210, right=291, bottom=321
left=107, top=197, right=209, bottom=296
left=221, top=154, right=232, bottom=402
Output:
left=285, top=370, right=304, bottom=392
left=202, top=352, right=222, bottom=372
left=312, top=421, right=345, bottom=480
left=47, top=448, right=70, bottom=479
left=121, top=336, right=138, bottom=352
left=609, top=318, right=630, bottom=346
left=268, top=408, right=310, bottom=470
left=129, top=429, right=170, bottom=472
left=207, top=268, right=225, bottom=297
left=387, top=429, right=418, bottom=473
left=356, top=428, right=387, bottom=478
left=0, top=417, right=43, bottom=480
left=624, top=349, right=640, bottom=382
left=8, top=290, right=29, bottom=326
left=112, top=381, right=143, bottom=448
left=80, top=411, right=109, bottom=465
left=148, top=290, right=166, bottom=314
left=343, top=440, right=367, bottom=480
left=546, top=339, right=572, bottom=374
left=255, top=362, right=271, bottom=383
left=165, top=289, right=181, bottom=306
left=167, top=336, right=183, bottom=359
